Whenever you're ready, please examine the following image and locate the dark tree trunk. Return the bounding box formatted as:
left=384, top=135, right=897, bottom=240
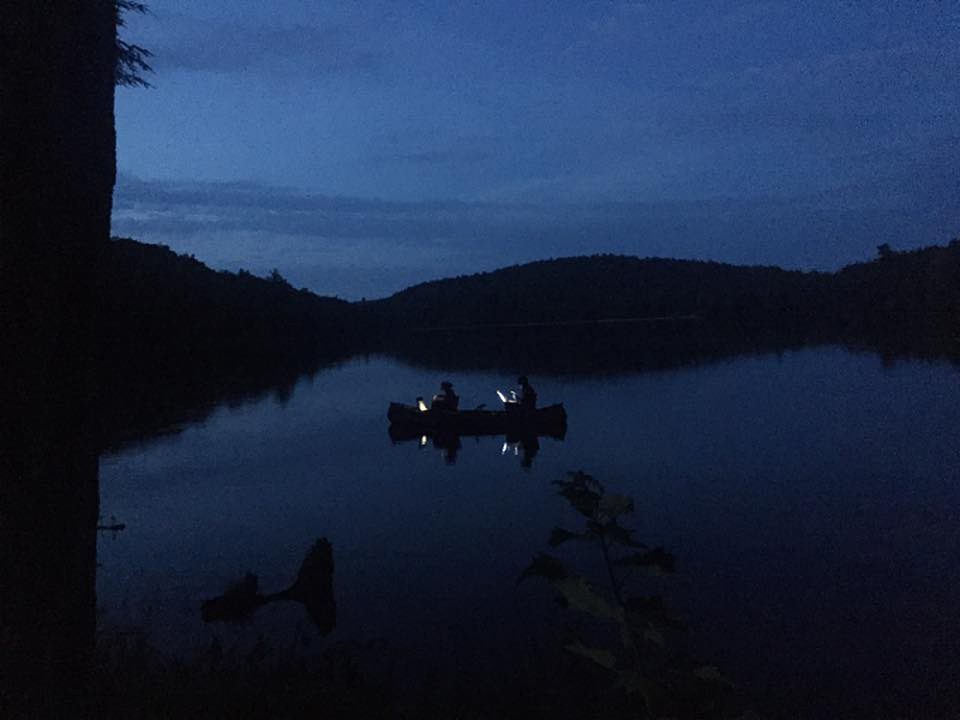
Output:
left=0, top=2, right=117, bottom=713
left=1, top=0, right=117, bottom=344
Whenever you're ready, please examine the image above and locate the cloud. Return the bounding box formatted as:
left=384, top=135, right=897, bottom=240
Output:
left=140, top=12, right=379, bottom=77
left=111, top=170, right=959, bottom=300
left=367, top=147, right=496, bottom=167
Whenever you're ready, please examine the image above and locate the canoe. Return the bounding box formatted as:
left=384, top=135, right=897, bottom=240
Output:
left=387, top=401, right=566, bottom=438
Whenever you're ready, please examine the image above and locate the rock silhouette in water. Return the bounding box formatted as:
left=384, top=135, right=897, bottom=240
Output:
left=201, top=538, right=335, bottom=635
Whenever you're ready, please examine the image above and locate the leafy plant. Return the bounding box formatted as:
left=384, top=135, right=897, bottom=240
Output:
left=521, top=471, right=735, bottom=719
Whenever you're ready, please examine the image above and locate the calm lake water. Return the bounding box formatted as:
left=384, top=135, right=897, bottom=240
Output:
left=97, top=346, right=960, bottom=718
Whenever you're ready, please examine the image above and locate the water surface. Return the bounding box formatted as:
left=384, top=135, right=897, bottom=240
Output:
left=97, top=347, right=960, bottom=717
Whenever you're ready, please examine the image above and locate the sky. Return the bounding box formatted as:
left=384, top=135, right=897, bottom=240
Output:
left=113, top=1, right=960, bottom=299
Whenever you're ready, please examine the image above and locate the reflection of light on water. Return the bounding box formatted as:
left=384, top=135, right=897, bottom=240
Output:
left=420, top=435, right=428, bottom=447
left=501, top=441, right=519, bottom=456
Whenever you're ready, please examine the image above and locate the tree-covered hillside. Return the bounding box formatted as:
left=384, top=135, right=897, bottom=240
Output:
left=105, top=237, right=960, bottom=342
left=97, top=238, right=356, bottom=448
left=361, top=242, right=960, bottom=338
left=102, top=237, right=353, bottom=358
left=363, top=255, right=829, bottom=328
left=834, top=240, right=960, bottom=337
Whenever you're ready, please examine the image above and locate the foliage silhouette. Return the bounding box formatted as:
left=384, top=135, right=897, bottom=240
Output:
left=116, top=1, right=153, bottom=87
left=521, top=471, right=737, bottom=719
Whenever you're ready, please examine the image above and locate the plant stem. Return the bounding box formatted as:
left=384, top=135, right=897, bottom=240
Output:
left=599, top=531, right=624, bottom=607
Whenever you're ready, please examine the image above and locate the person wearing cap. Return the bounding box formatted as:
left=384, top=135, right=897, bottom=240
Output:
left=431, top=381, right=459, bottom=411
left=517, top=376, right=537, bottom=409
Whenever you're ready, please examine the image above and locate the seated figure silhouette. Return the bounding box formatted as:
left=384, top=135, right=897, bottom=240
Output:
left=516, top=376, right=537, bottom=409
left=430, top=380, right=459, bottom=411
left=201, top=537, right=335, bottom=635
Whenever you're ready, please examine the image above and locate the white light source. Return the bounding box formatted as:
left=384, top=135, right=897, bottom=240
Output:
left=496, top=390, right=507, bottom=403
left=420, top=435, right=428, bottom=447
left=418, top=398, right=428, bottom=412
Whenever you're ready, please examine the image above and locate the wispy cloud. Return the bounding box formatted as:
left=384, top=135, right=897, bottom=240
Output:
left=139, top=12, right=380, bottom=77
left=367, top=147, right=496, bottom=167
left=111, top=171, right=958, bottom=300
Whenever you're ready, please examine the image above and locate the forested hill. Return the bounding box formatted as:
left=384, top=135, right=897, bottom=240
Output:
left=103, top=237, right=353, bottom=355
left=362, top=242, right=960, bottom=333
left=103, top=236, right=960, bottom=347
left=364, top=256, right=828, bottom=328
left=833, top=242, right=960, bottom=337
left=98, top=238, right=356, bottom=448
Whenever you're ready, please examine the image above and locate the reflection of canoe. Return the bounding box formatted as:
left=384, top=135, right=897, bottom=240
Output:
left=387, top=402, right=567, bottom=438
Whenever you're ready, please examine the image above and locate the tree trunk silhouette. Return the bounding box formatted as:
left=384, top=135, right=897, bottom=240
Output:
left=0, top=2, right=117, bottom=713
left=1, top=0, right=117, bottom=345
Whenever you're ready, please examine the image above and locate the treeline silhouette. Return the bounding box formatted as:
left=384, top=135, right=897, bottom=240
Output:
left=363, top=255, right=828, bottom=329
left=103, top=237, right=353, bottom=354
left=833, top=241, right=960, bottom=339
left=356, top=240, right=960, bottom=373
left=102, top=236, right=960, bottom=351
left=97, top=238, right=357, bottom=449
left=95, top=238, right=960, bottom=425
left=363, top=241, right=960, bottom=338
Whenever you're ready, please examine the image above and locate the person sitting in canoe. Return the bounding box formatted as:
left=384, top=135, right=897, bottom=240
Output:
left=430, top=381, right=459, bottom=411
left=517, top=376, right=537, bottom=408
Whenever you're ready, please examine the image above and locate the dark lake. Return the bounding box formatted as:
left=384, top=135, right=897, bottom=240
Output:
left=95, top=344, right=960, bottom=718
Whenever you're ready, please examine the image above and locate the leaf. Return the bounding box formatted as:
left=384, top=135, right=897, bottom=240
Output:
left=567, top=470, right=603, bottom=492
left=583, top=520, right=604, bottom=540
left=553, top=471, right=603, bottom=518
left=555, top=576, right=624, bottom=622
left=564, top=641, right=617, bottom=669
left=518, top=553, right=568, bottom=584
left=615, top=547, right=676, bottom=574
left=555, top=484, right=600, bottom=519
left=624, top=595, right=686, bottom=631
left=603, top=522, right=646, bottom=548
left=548, top=527, right=582, bottom=547
left=600, top=493, right=635, bottom=519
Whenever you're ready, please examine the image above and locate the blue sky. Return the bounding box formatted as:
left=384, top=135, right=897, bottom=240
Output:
left=114, top=1, right=960, bottom=299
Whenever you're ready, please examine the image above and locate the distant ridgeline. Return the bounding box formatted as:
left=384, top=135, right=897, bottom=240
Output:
left=98, top=237, right=960, bottom=445
left=103, top=236, right=960, bottom=343
left=362, top=241, right=960, bottom=337
left=102, top=238, right=353, bottom=358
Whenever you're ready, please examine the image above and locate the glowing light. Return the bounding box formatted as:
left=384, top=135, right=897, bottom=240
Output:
left=497, top=390, right=507, bottom=403
left=420, top=435, right=428, bottom=447
left=418, top=399, right=428, bottom=412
